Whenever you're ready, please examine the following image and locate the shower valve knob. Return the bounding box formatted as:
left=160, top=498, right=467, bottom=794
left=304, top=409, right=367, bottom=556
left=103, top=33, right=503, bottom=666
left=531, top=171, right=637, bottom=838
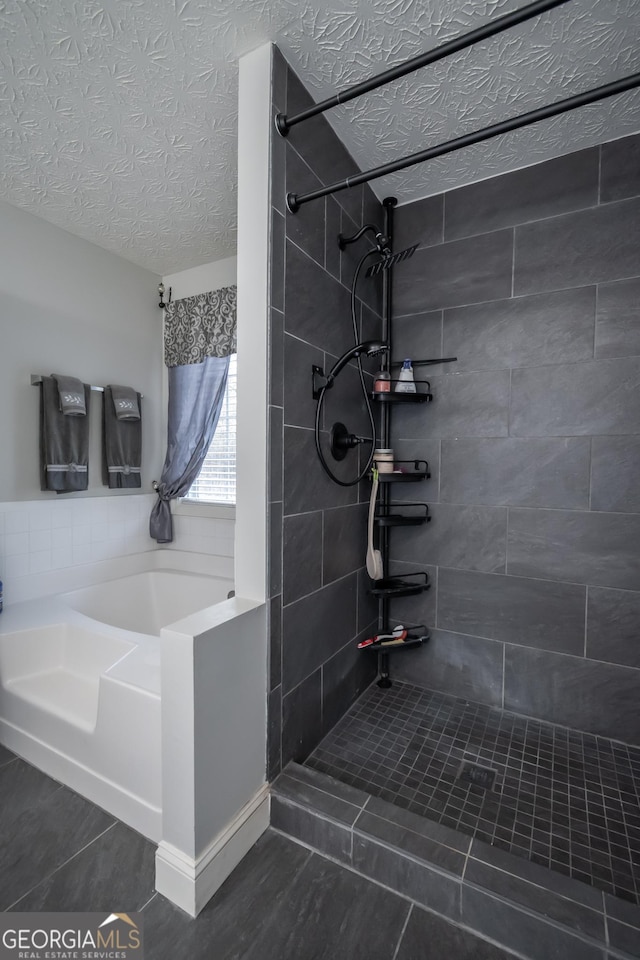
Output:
left=330, top=422, right=372, bottom=461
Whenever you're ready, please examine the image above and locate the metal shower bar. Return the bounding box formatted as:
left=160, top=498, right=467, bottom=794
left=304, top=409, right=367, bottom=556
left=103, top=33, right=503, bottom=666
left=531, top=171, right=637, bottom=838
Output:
left=275, top=0, right=573, bottom=136
left=286, top=72, right=640, bottom=213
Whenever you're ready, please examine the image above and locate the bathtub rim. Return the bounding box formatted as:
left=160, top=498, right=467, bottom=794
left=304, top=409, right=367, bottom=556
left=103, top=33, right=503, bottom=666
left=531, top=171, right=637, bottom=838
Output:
left=2, top=547, right=234, bottom=607
left=61, top=567, right=235, bottom=638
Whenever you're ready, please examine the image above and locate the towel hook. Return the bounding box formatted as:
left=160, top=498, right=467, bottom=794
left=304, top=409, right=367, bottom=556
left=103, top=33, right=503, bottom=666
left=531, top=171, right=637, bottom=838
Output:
left=158, top=283, right=172, bottom=309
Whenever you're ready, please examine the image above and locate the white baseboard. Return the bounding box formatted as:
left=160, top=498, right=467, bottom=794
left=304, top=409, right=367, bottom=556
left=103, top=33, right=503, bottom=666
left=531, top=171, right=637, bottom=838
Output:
left=155, top=784, right=270, bottom=917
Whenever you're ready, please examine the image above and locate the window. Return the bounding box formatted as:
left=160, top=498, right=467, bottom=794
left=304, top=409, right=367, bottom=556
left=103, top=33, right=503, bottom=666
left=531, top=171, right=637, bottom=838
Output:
left=185, top=354, right=236, bottom=504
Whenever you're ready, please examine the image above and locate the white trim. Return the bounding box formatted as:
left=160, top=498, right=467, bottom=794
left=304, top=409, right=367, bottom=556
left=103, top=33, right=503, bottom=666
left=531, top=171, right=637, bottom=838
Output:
left=155, top=784, right=270, bottom=916
left=235, top=43, right=271, bottom=602
left=173, top=500, right=236, bottom=520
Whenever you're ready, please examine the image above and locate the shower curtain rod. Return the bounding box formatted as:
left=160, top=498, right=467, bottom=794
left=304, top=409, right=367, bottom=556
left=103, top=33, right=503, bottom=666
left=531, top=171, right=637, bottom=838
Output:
left=286, top=72, right=640, bottom=213
left=275, top=0, right=573, bottom=136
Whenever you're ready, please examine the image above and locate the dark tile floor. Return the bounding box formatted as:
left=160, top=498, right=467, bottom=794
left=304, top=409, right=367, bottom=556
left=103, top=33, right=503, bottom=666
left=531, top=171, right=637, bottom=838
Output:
left=307, top=680, right=640, bottom=904
left=0, top=750, right=155, bottom=913
left=0, top=746, right=518, bottom=959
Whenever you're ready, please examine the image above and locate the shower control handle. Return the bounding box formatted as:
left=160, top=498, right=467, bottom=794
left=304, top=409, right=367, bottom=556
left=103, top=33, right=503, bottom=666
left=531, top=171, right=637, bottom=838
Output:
left=330, top=422, right=372, bottom=461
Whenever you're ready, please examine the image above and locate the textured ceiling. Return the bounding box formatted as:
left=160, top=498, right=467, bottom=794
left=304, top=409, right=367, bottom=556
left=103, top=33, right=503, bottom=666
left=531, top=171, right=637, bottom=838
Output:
left=1, top=0, right=639, bottom=274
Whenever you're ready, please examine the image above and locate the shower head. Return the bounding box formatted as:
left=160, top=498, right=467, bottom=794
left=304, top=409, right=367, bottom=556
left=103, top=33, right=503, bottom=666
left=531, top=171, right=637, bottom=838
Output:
left=326, top=340, right=388, bottom=385
left=366, top=243, right=419, bottom=277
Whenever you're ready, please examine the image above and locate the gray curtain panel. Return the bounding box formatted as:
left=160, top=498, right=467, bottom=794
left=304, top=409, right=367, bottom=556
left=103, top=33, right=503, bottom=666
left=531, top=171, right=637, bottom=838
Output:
left=150, top=285, right=237, bottom=544
left=150, top=356, right=230, bottom=542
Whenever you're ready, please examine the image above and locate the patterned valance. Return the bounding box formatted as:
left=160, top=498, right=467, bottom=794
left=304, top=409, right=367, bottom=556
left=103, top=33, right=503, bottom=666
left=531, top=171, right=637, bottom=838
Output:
left=164, top=285, right=237, bottom=367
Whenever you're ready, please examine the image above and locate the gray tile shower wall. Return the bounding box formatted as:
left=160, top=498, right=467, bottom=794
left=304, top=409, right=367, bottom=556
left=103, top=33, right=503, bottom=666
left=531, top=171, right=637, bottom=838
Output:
left=267, top=48, right=380, bottom=778
left=390, top=135, right=640, bottom=745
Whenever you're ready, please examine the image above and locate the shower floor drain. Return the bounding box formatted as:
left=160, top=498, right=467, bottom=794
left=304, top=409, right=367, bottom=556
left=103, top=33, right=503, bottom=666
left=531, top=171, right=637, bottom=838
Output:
left=457, top=761, right=498, bottom=790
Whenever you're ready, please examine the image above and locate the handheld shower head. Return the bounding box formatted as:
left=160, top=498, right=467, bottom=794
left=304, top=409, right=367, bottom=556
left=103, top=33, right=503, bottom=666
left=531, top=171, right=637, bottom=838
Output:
left=366, top=242, right=419, bottom=277
left=326, top=340, right=388, bottom=385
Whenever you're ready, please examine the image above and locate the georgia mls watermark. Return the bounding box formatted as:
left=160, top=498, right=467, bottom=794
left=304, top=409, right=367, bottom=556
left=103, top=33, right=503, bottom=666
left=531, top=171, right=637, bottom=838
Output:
left=0, top=913, right=143, bottom=960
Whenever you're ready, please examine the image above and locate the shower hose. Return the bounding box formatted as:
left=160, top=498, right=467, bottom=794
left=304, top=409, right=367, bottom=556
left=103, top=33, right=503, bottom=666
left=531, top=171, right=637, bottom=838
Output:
left=314, top=248, right=380, bottom=487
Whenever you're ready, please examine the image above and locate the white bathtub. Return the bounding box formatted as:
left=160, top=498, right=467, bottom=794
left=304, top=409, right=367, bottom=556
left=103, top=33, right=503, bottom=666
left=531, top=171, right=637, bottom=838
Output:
left=0, top=551, right=234, bottom=841
left=63, top=569, right=233, bottom=635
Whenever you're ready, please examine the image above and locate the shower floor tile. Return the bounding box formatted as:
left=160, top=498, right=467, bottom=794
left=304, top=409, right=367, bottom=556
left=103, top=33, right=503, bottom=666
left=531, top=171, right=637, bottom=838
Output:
left=306, top=680, right=640, bottom=905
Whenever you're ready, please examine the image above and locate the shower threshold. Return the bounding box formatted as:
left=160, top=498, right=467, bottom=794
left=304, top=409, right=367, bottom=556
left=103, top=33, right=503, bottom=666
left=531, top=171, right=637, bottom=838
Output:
left=271, top=681, right=640, bottom=959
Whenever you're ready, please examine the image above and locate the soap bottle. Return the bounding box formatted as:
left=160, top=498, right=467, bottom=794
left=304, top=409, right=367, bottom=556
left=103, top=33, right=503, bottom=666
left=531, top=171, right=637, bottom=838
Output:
left=395, top=359, right=416, bottom=393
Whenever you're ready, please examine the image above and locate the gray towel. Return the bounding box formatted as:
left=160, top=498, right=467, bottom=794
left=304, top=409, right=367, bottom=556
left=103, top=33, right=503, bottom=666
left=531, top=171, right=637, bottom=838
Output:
left=109, top=383, right=140, bottom=421
left=102, top=386, right=142, bottom=488
left=52, top=374, right=87, bottom=416
left=40, top=376, right=90, bottom=493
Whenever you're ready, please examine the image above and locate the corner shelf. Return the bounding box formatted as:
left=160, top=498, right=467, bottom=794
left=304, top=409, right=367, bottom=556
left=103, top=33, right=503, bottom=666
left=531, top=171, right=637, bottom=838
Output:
left=365, top=352, right=453, bottom=690
left=375, top=460, right=430, bottom=482
left=370, top=379, right=432, bottom=403
left=368, top=571, right=430, bottom=598
left=375, top=502, right=431, bottom=527
left=361, top=627, right=430, bottom=653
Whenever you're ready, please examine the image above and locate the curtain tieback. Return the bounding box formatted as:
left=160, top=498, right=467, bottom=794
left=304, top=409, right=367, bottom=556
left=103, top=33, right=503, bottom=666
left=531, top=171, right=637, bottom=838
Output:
left=152, top=480, right=171, bottom=501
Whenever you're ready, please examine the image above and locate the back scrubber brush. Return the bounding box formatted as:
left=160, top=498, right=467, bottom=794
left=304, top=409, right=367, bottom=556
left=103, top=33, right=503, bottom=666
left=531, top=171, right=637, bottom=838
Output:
left=366, top=468, right=384, bottom=580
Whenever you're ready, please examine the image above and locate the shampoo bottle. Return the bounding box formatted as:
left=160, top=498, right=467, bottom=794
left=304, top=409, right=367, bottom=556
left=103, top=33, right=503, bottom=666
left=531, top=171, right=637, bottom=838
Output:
left=395, top=359, right=416, bottom=393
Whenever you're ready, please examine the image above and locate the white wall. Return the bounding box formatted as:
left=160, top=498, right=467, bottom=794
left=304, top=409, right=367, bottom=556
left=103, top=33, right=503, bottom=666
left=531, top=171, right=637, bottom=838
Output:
left=235, top=44, right=270, bottom=602
left=0, top=199, right=163, bottom=502
left=163, top=256, right=237, bottom=300
left=155, top=45, right=271, bottom=917
left=157, top=598, right=268, bottom=915
left=0, top=200, right=164, bottom=601
left=0, top=495, right=155, bottom=604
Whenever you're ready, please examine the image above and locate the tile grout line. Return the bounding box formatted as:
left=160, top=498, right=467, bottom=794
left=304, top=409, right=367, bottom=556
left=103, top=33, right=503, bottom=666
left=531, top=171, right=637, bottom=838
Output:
left=433, top=564, right=438, bottom=631
left=391, top=902, right=414, bottom=960
left=284, top=229, right=381, bottom=314
left=602, top=889, right=610, bottom=946
left=392, top=274, right=632, bottom=316
left=6, top=822, right=118, bottom=911
left=273, top=824, right=612, bottom=958
left=139, top=892, right=158, bottom=912
left=320, top=509, right=325, bottom=588
left=278, top=678, right=284, bottom=774
left=584, top=585, right=589, bottom=659
left=505, top=504, right=510, bottom=578
left=282, top=567, right=358, bottom=611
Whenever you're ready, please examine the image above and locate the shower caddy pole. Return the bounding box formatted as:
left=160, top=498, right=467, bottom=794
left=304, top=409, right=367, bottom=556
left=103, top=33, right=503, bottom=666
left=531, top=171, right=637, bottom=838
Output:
left=376, top=197, right=398, bottom=689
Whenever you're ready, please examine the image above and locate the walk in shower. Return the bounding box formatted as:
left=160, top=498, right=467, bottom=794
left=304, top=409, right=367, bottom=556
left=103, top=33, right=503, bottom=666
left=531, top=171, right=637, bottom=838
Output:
left=268, top=4, right=640, bottom=954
